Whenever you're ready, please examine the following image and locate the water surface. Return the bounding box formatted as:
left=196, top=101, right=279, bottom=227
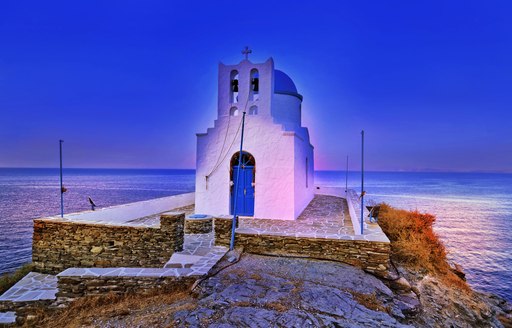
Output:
left=0, top=168, right=510, bottom=301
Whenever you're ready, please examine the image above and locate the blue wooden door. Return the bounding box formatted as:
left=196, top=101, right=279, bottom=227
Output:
left=231, top=166, right=255, bottom=216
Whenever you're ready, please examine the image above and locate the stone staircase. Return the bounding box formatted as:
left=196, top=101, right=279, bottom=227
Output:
left=0, top=272, right=58, bottom=326
left=0, top=233, right=227, bottom=326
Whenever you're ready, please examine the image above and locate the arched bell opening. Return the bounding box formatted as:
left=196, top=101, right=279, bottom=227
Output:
left=230, top=70, right=239, bottom=104
left=230, top=151, right=256, bottom=216
left=250, top=69, right=259, bottom=101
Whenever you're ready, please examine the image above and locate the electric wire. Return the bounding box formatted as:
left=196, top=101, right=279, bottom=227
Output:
left=205, top=83, right=252, bottom=179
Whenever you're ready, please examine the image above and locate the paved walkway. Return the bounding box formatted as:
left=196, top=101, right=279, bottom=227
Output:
left=237, top=194, right=355, bottom=239
left=0, top=311, right=15, bottom=324
left=0, top=272, right=57, bottom=303
left=180, top=233, right=215, bottom=256
left=127, top=204, right=195, bottom=227
left=165, top=233, right=219, bottom=272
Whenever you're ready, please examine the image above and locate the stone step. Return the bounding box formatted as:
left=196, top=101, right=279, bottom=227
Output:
left=0, top=272, right=58, bottom=305
left=0, top=312, right=16, bottom=326
left=165, top=254, right=203, bottom=268
left=0, top=272, right=58, bottom=324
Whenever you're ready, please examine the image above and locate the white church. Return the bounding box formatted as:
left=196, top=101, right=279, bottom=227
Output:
left=195, top=51, right=314, bottom=220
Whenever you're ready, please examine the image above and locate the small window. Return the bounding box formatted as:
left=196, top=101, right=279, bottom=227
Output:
left=230, top=107, right=239, bottom=116
left=306, top=158, right=309, bottom=188
left=249, top=105, right=258, bottom=115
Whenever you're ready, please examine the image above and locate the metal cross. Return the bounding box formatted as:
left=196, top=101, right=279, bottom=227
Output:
left=242, top=46, right=252, bottom=60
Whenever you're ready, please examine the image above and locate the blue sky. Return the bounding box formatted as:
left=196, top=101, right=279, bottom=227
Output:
left=1, top=1, right=511, bottom=172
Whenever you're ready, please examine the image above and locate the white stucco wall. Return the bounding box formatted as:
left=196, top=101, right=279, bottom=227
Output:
left=195, top=115, right=296, bottom=220
left=272, top=94, right=302, bottom=129
left=293, top=133, right=315, bottom=218
left=195, top=57, right=315, bottom=220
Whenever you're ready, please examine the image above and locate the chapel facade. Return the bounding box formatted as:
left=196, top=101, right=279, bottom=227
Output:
left=195, top=55, right=314, bottom=220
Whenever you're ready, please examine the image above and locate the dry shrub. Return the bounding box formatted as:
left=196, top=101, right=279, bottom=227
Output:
left=378, top=204, right=471, bottom=291
left=378, top=203, right=448, bottom=273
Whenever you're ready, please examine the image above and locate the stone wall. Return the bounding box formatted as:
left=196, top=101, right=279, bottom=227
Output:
left=185, top=217, right=213, bottom=234
left=214, top=216, right=237, bottom=246
left=32, top=212, right=185, bottom=274
left=213, top=217, right=390, bottom=277
left=55, top=275, right=195, bottom=305
left=0, top=299, right=54, bottom=325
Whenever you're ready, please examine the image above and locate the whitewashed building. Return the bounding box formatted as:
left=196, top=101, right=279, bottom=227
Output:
left=195, top=54, right=314, bottom=220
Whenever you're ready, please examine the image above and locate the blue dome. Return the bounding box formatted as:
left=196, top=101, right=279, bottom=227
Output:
left=274, top=70, right=298, bottom=94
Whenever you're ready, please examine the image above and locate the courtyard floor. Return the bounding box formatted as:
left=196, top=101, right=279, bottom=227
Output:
left=237, top=194, right=356, bottom=239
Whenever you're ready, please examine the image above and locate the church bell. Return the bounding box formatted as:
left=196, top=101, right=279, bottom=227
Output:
left=231, top=79, right=239, bottom=92
left=251, top=78, right=259, bottom=92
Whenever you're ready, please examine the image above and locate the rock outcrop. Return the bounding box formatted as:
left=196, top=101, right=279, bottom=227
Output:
left=39, top=253, right=511, bottom=327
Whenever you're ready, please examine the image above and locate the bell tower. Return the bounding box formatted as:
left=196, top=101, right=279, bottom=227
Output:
left=217, top=51, right=274, bottom=120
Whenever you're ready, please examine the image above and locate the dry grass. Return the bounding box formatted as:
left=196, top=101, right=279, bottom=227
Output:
left=34, top=286, right=193, bottom=328
left=263, top=301, right=289, bottom=312
left=348, top=291, right=389, bottom=313
left=0, top=263, right=33, bottom=295
left=233, top=298, right=290, bottom=313
left=378, top=203, right=470, bottom=290
left=250, top=273, right=262, bottom=280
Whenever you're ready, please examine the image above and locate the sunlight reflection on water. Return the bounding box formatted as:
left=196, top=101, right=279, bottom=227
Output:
left=316, top=171, right=512, bottom=301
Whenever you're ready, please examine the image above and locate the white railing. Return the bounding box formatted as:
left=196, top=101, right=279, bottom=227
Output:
left=55, top=192, right=195, bottom=225
left=345, top=189, right=371, bottom=235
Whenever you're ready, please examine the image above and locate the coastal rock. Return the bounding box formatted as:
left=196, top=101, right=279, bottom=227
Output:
left=32, top=254, right=512, bottom=328
left=389, top=277, right=412, bottom=293
left=450, top=262, right=466, bottom=281
left=395, top=292, right=421, bottom=316
left=176, top=255, right=412, bottom=327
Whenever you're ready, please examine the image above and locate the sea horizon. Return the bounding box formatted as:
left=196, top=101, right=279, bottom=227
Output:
left=0, top=168, right=511, bottom=302
left=1, top=167, right=511, bottom=175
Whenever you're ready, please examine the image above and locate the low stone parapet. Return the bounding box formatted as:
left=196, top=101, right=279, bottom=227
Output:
left=235, top=232, right=390, bottom=277
left=55, top=268, right=196, bottom=304
left=214, top=216, right=391, bottom=277
left=54, top=244, right=227, bottom=305
left=32, top=212, right=185, bottom=274
left=185, top=215, right=213, bottom=234
left=213, top=216, right=237, bottom=247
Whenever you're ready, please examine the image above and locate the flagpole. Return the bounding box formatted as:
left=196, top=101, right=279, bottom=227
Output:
left=230, top=112, right=247, bottom=251
left=59, top=139, right=64, bottom=218
left=345, top=155, right=348, bottom=193
left=360, top=130, right=364, bottom=235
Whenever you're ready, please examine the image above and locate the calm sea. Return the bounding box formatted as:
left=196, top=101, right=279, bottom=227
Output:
left=0, top=168, right=510, bottom=301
